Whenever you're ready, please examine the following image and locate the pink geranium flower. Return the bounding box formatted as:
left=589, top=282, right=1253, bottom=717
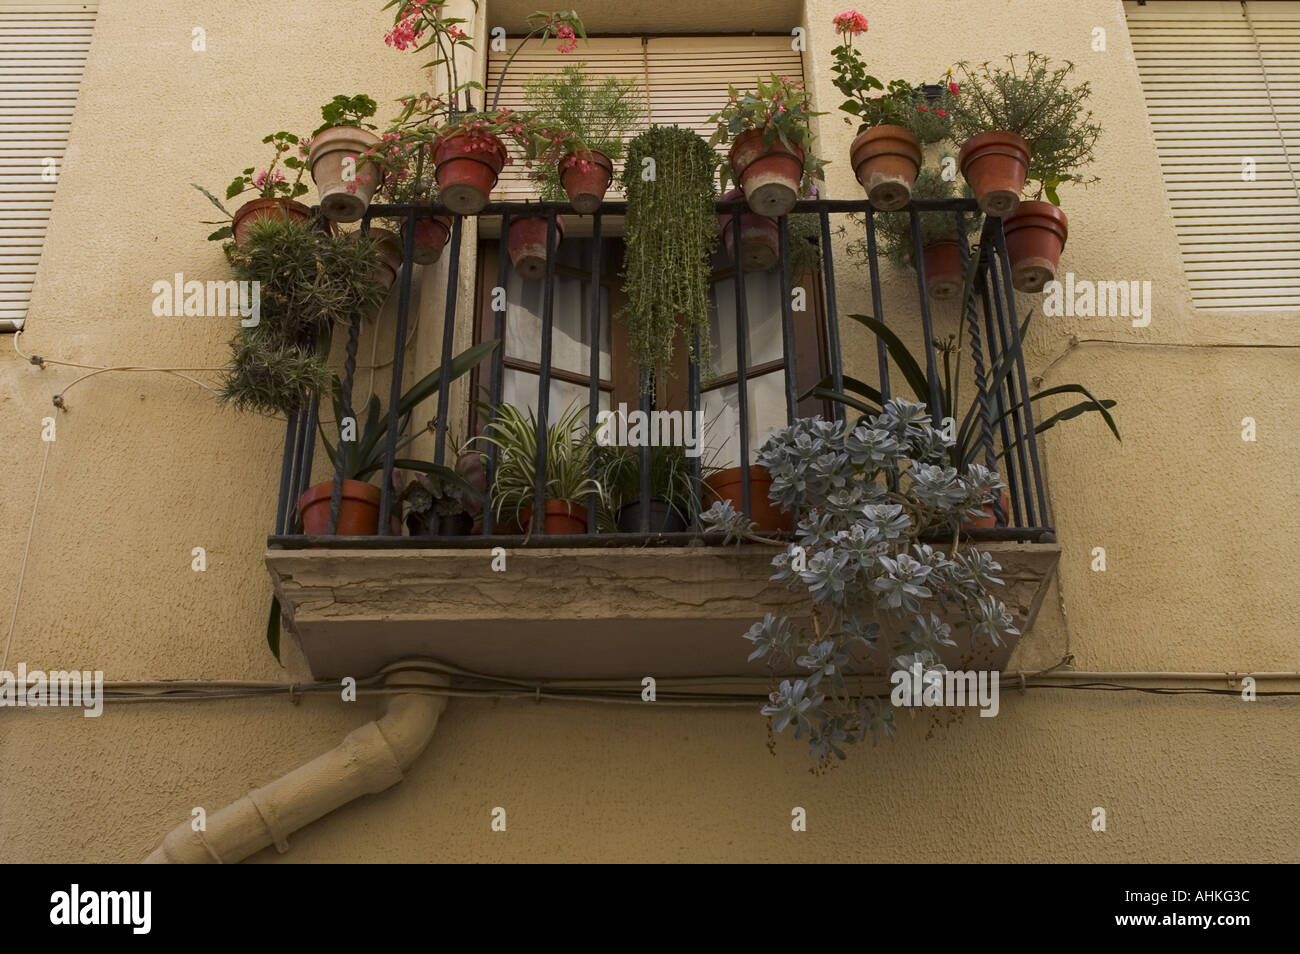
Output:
left=833, top=11, right=869, bottom=36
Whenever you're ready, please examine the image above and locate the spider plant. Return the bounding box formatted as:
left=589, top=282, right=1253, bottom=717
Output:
left=593, top=441, right=718, bottom=530
left=471, top=400, right=602, bottom=526
left=805, top=309, right=1119, bottom=468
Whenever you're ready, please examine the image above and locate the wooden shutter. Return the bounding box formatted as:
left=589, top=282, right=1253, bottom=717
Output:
left=1126, top=1, right=1300, bottom=309
left=0, top=2, right=96, bottom=329
left=486, top=35, right=805, bottom=200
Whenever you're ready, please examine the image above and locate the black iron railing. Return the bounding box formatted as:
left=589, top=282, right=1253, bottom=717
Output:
left=269, top=197, right=1054, bottom=549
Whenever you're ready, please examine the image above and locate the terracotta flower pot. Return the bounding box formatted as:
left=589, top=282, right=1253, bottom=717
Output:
left=349, top=227, right=404, bottom=292
left=309, top=126, right=383, bottom=223
left=508, top=214, right=565, bottom=281
left=298, top=479, right=381, bottom=536
left=719, top=188, right=779, bottom=272
left=964, top=491, right=1012, bottom=530
left=705, top=464, right=792, bottom=532
left=729, top=130, right=803, bottom=217
left=849, top=125, right=922, bottom=211
left=402, top=214, right=453, bottom=265
left=958, top=130, right=1031, bottom=217
left=434, top=132, right=507, bottom=215
left=520, top=500, right=587, bottom=535
left=920, top=236, right=963, bottom=301
left=1003, top=200, right=1069, bottom=293
left=231, top=198, right=313, bottom=244
left=559, top=150, right=613, bottom=214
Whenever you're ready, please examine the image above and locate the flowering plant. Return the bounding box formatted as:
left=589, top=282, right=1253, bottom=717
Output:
left=708, top=73, right=827, bottom=193
left=193, top=131, right=311, bottom=241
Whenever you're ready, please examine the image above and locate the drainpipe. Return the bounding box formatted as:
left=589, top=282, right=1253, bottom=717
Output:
left=144, top=664, right=447, bottom=864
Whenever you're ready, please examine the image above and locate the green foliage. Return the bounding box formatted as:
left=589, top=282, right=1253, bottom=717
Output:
left=619, top=126, right=719, bottom=388
left=850, top=165, right=977, bottom=270
left=947, top=53, right=1102, bottom=203
left=218, top=217, right=385, bottom=416
left=192, top=131, right=310, bottom=241
left=313, top=94, right=378, bottom=135
left=594, top=441, right=719, bottom=527
left=471, top=401, right=601, bottom=524
left=708, top=74, right=827, bottom=193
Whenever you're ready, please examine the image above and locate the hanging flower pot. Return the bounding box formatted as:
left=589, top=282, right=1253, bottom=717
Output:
left=919, top=235, right=964, bottom=301
left=705, top=465, right=793, bottom=532
left=729, top=129, right=804, bottom=217
left=299, top=480, right=381, bottom=535
left=719, top=188, right=779, bottom=272
left=309, top=127, right=383, bottom=223
left=507, top=214, right=564, bottom=281
left=402, top=214, right=453, bottom=265
left=520, top=501, right=587, bottom=534
left=1003, top=200, right=1069, bottom=293
left=958, top=131, right=1031, bottom=217
left=849, top=125, right=922, bottom=211
left=350, top=227, right=405, bottom=292
left=559, top=150, right=613, bottom=214
left=231, top=198, right=313, bottom=245
left=434, top=132, right=508, bottom=215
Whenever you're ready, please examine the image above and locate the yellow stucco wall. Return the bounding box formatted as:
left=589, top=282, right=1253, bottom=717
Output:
left=0, top=0, right=1295, bottom=863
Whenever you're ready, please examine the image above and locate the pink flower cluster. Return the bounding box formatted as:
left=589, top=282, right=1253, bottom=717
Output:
left=556, top=24, right=577, bottom=53
left=253, top=169, right=285, bottom=190
left=833, top=10, right=869, bottom=36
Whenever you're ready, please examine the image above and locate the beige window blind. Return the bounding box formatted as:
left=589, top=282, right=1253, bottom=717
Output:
left=0, top=2, right=96, bottom=329
left=1127, top=0, right=1300, bottom=309
left=486, top=35, right=804, bottom=200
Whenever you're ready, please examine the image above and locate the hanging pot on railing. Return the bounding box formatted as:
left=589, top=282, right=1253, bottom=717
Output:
left=705, top=465, right=793, bottom=532
left=1003, top=201, right=1068, bottom=293
left=719, top=188, right=779, bottom=272
left=507, top=214, right=564, bottom=280
left=434, top=132, right=508, bottom=215
left=849, top=125, right=922, bottom=211
left=729, top=129, right=803, bottom=217
left=345, top=227, right=405, bottom=293
left=309, top=127, right=383, bottom=223
left=917, top=234, right=964, bottom=301
left=560, top=150, right=614, bottom=214
left=298, top=480, right=381, bottom=535
left=231, top=198, right=314, bottom=245
left=958, top=130, right=1031, bottom=217
left=402, top=214, right=453, bottom=265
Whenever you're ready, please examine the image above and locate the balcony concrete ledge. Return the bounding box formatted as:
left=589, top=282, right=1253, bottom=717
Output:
left=266, top=542, right=1061, bottom=681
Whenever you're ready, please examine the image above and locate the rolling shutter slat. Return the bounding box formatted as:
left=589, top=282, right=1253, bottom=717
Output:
left=0, top=2, right=95, bottom=327
left=486, top=36, right=804, bottom=200
left=1128, top=1, right=1300, bottom=309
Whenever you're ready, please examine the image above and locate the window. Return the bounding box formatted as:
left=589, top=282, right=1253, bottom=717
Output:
left=1127, top=0, right=1300, bottom=309
left=0, top=2, right=98, bottom=330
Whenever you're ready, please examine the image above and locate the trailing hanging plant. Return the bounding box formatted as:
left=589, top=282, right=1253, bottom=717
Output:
left=619, top=126, right=719, bottom=388
left=218, top=216, right=385, bottom=416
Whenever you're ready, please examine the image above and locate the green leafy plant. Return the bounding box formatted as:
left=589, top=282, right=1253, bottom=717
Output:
left=367, top=128, right=439, bottom=205
left=708, top=73, right=827, bottom=194
left=312, top=94, right=379, bottom=135
left=807, top=310, right=1120, bottom=471
left=520, top=63, right=646, bottom=200
left=594, top=441, right=720, bottom=528
left=192, top=131, right=311, bottom=241
left=850, top=164, right=978, bottom=270
left=471, top=400, right=601, bottom=526
left=907, top=81, right=961, bottom=144
left=947, top=52, right=1102, bottom=204
left=620, top=126, right=719, bottom=388
left=700, top=400, right=1018, bottom=765
left=218, top=217, right=385, bottom=416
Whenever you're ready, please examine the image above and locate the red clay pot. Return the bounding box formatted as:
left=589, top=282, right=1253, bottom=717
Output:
left=520, top=501, right=587, bottom=535
left=849, top=125, right=922, bottom=211
left=705, top=464, right=793, bottom=532
left=964, top=491, right=1012, bottom=530
left=719, top=187, right=779, bottom=272
left=958, top=130, right=1031, bottom=217
left=1003, top=200, right=1069, bottom=293
left=231, top=198, right=313, bottom=244
left=309, top=126, right=383, bottom=223
left=508, top=214, right=565, bottom=281
left=559, top=150, right=613, bottom=214
left=348, top=227, right=404, bottom=294
left=920, top=236, right=963, bottom=301
left=299, top=479, right=381, bottom=535
left=729, top=129, right=804, bottom=216
left=403, top=214, right=452, bottom=265
left=434, top=132, right=507, bottom=214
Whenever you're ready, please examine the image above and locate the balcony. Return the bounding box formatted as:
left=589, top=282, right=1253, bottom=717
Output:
left=265, top=197, right=1061, bottom=680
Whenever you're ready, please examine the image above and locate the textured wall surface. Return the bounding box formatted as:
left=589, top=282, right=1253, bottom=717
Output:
left=0, top=0, right=1295, bottom=863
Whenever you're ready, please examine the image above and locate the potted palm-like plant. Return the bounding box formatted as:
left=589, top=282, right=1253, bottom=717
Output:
left=595, top=441, right=717, bottom=533
left=194, top=130, right=313, bottom=243
left=708, top=73, right=827, bottom=217
left=308, top=94, right=383, bottom=222
left=472, top=400, right=601, bottom=534
left=948, top=52, right=1101, bottom=225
